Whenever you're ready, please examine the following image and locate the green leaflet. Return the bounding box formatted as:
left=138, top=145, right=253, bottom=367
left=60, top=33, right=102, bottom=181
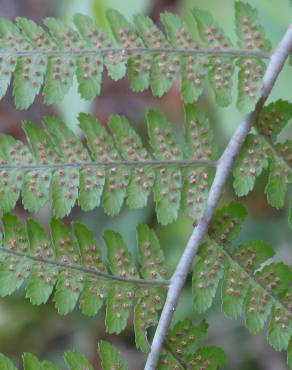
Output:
left=25, top=219, right=57, bottom=305
left=208, top=201, right=247, bottom=242
left=233, top=101, right=292, bottom=212
left=161, top=12, right=207, bottom=104
left=134, top=14, right=178, bottom=97
left=235, top=2, right=271, bottom=111
left=0, top=134, right=32, bottom=212
left=43, top=18, right=79, bottom=104
left=147, top=109, right=183, bottom=225
left=0, top=109, right=216, bottom=222
left=256, top=100, right=292, bottom=141
left=193, top=240, right=227, bottom=313
left=73, top=222, right=107, bottom=317
left=44, top=115, right=105, bottom=213
left=165, top=319, right=208, bottom=354
left=0, top=214, right=30, bottom=297
left=182, top=105, right=215, bottom=220
left=0, top=340, right=224, bottom=370
left=98, top=341, right=128, bottom=370
left=0, top=19, right=18, bottom=100
left=23, top=353, right=58, bottom=370
left=43, top=116, right=82, bottom=216
left=0, top=215, right=169, bottom=346
left=50, top=219, right=83, bottom=315
left=64, top=352, right=94, bottom=370
left=74, top=13, right=126, bottom=81
left=0, top=353, right=17, bottom=370
left=192, top=202, right=292, bottom=359
left=158, top=319, right=225, bottom=369
left=134, top=224, right=168, bottom=352
left=13, top=18, right=48, bottom=109
left=0, top=4, right=273, bottom=108
left=104, top=229, right=138, bottom=334
left=192, top=8, right=234, bottom=107
left=233, top=134, right=269, bottom=196
left=79, top=113, right=129, bottom=216
left=109, top=115, right=155, bottom=209
left=107, top=9, right=151, bottom=92
left=22, top=121, right=57, bottom=212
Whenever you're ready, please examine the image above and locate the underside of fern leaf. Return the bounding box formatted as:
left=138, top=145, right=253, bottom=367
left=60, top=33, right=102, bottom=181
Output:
left=0, top=2, right=272, bottom=110
left=192, top=202, right=292, bottom=363
left=233, top=100, right=292, bottom=227
left=0, top=106, right=215, bottom=224
left=0, top=215, right=170, bottom=352
left=0, top=324, right=225, bottom=370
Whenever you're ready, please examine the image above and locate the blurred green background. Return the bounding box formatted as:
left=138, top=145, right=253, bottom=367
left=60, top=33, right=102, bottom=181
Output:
left=0, top=0, right=291, bottom=369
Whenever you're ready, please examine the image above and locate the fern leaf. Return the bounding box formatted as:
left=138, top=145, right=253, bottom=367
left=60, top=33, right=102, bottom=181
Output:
left=0, top=19, right=17, bottom=100
left=233, top=100, right=292, bottom=210
left=184, top=347, right=226, bottom=370
left=43, top=116, right=84, bottom=216
left=13, top=18, right=49, bottom=109
left=166, top=319, right=208, bottom=354
left=0, top=214, right=30, bottom=296
left=64, top=351, right=94, bottom=370
left=23, top=353, right=58, bottom=370
left=158, top=319, right=225, bottom=369
left=79, top=113, right=129, bottom=216
left=256, top=100, right=292, bottom=141
left=22, top=121, right=57, bottom=212
left=161, top=12, right=208, bottom=104
left=192, top=202, right=292, bottom=359
left=107, top=9, right=150, bottom=92
left=50, top=219, right=83, bottom=315
left=0, top=109, right=217, bottom=223
left=192, top=240, right=226, bottom=313
left=134, top=14, right=178, bottom=97
left=0, top=215, right=170, bottom=347
left=233, top=134, right=269, bottom=196
left=134, top=224, right=168, bottom=352
left=265, top=152, right=288, bottom=209
left=208, top=201, right=247, bottom=242
left=73, top=13, right=126, bottom=81
left=0, top=337, right=224, bottom=370
left=192, top=8, right=234, bottom=107
left=98, top=341, right=128, bottom=370
left=0, top=6, right=274, bottom=108
left=25, top=219, right=57, bottom=305
left=182, top=105, right=215, bottom=220
left=109, top=115, right=155, bottom=209
left=103, top=229, right=138, bottom=334
left=0, top=353, right=17, bottom=370
left=221, top=242, right=274, bottom=320
left=0, top=134, right=32, bottom=212
left=235, top=2, right=271, bottom=111
left=147, top=109, right=183, bottom=224
left=73, top=222, right=107, bottom=316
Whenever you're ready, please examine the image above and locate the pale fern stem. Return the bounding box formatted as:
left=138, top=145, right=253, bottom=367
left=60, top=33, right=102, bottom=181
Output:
left=145, top=25, right=292, bottom=370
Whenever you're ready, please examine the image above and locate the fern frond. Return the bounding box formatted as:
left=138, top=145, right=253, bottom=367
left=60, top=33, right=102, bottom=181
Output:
left=0, top=325, right=225, bottom=369
left=0, top=2, right=272, bottom=109
left=192, top=202, right=292, bottom=360
left=0, top=108, right=216, bottom=224
left=0, top=214, right=169, bottom=350
left=233, top=100, right=292, bottom=225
